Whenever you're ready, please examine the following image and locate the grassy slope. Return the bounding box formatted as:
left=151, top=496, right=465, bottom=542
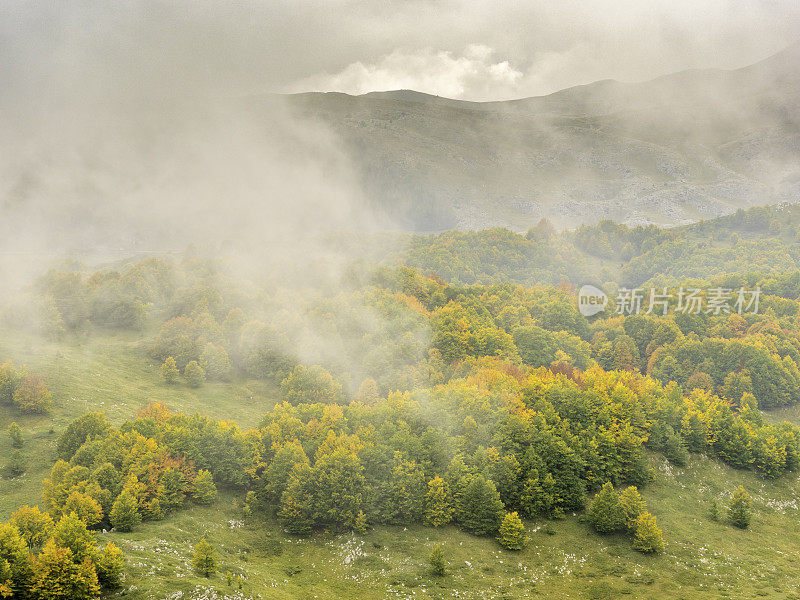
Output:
left=1, top=331, right=800, bottom=599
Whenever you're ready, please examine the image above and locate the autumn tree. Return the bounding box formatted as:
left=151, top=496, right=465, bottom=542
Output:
left=497, top=512, right=528, bottom=550
left=9, top=505, right=54, bottom=548
left=632, top=512, right=664, bottom=553
left=619, top=486, right=646, bottom=530
left=161, top=357, right=179, bottom=384
left=95, top=542, right=124, bottom=589
left=424, top=476, right=454, bottom=527
left=12, top=375, right=52, bottom=414
left=0, top=522, right=33, bottom=596
left=31, top=540, right=101, bottom=600
left=354, top=379, right=379, bottom=405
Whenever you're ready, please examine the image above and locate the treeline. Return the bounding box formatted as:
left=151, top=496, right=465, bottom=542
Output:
left=11, top=203, right=800, bottom=344
left=51, top=355, right=800, bottom=548
left=137, top=257, right=800, bottom=421
left=14, top=249, right=800, bottom=420
left=400, top=226, right=592, bottom=286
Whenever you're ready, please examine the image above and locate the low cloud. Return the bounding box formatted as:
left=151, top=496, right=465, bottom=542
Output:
left=287, top=45, right=523, bottom=100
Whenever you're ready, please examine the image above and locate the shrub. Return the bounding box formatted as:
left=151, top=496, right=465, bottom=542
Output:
left=8, top=422, right=23, bottom=448
left=2, top=451, right=26, bottom=479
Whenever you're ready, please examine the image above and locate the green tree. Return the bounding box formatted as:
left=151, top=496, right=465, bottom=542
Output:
left=519, top=471, right=558, bottom=518
left=161, top=356, right=179, bottom=384
left=497, top=512, right=528, bottom=550
left=52, top=513, right=95, bottom=562
left=193, top=538, right=216, bottom=578
left=429, top=543, right=446, bottom=576
left=619, top=486, right=646, bottom=530
left=199, top=343, right=231, bottom=381
left=0, top=522, right=34, bottom=597
left=424, top=476, right=454, bottom=527
left=95, top=542, right=124, bottom=589
left=280, top=365, right=344, bottom=405
left=728, top=486, right=752, bottom=529
left=2, top=450, right=26, bottom=479
left=0, top=361, right=22, bottom=407
left=263, top=441, right=310, bottom=504
left=191, top=470, right=217, bottom=505
left=7, top=422, right=23, bottom=448
left=278, top=463, right=315, bottom=535
left=458, top=476, right=504, bottom=535
left=383, top=454, right=426, bottom=523
left=632, top=512, right=664, bottom=553
left=57, top=412, right=110, bottom=461
left=184, top=361, right=206, bottom=388
left=663, top=427, right=689, bottom=466
left=63, top=491, right=103, bottom=528
left=10, top=505, right=54, bottom=548
left=109, top=490, right=141, bottom=532
left=588, top=482, right=626, bottom=534
left=158, top=468, right=188, bottom=511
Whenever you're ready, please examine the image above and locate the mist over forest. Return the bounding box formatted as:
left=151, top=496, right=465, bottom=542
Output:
left=1, top=3, right=800, bottom=600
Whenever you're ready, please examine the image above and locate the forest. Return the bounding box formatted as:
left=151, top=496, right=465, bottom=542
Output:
left=2, top=204, right=800, bottom=597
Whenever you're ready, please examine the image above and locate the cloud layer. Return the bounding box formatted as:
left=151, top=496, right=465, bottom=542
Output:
left=2, top=1, right=798, bottom=103
left=288, top=45, right=523, bottom=99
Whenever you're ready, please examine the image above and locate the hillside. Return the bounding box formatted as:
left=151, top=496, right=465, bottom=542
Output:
left=3, top=333, right=800, bottom=600
left=272, top=43, right=800, bottom=232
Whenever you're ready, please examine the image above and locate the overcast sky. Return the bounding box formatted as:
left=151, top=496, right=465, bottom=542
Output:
left=1, top=0, right=799, bottom=103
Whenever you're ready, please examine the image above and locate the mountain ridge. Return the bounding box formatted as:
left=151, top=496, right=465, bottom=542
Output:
left=264, top=43, right=800, bottom=232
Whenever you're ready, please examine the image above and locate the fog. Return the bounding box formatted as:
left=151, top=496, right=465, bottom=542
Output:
left=0, top=1, right=798, bottom=278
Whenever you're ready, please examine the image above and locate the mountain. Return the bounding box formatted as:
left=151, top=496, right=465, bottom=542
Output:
left=273, top=43, right=800, bottom=232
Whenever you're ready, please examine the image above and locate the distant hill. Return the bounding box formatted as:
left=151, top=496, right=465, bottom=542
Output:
left=271, top=43, right=800, bottom=232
